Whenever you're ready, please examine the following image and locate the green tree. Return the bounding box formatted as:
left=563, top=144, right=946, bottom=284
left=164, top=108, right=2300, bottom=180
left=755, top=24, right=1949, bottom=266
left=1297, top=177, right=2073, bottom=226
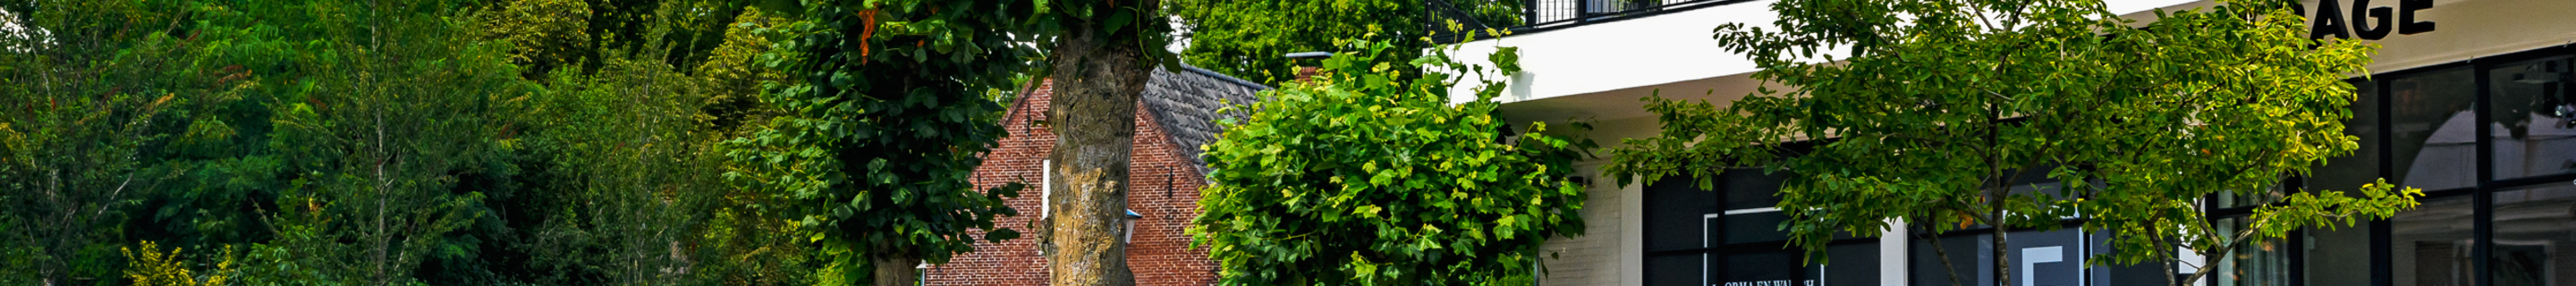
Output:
left=121, top=241, right=237, bottom=286
left=1192, top=39, right=1591, bottom=286
left=1165, top=0, right=1522, bottom=85
left=238, top=0, right=534, bottom=284
left=516, top=53, right=716, bottom=286
left=686, top=7, right=814, bottom=286
left=742, top=1, right=1195, bottom=285
left=483, top=0, right=598, bottom=77
left=4, top=0, right=818, bottom=284
left=1016, top=0, right=1187, bottom=283
left=1604, top=0, right=2421, bottom=285
left=0, top=1, right=223, bottom=283
left=726, top=1, right=1033, bottom=285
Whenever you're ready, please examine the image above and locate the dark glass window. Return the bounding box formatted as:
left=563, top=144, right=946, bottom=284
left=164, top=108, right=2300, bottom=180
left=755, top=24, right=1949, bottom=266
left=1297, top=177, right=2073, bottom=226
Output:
left=2488, top=185, right=2576, bottom=286
left=2212, top=217, right=2292, bottom=286
left=2007, top=229, right=2091, bottom=286
left=1823, top=243, right=1880, bottom=286
left=1906, top=228, right=2123, bottom=286
left=2305, top=223, right=2375, bottom=286
left=2312, top=80, right=2384, bottom=192
left=2090, top=231, right=2173, bottom=286
left=2487, top=55, right=2576, bottom=181
left=1644, top=254, right=1701, bottom=286
left=1715, top=250, right=1802, bottom=286
left=2389, top=67, right=2480, bottom=190
left=2216, top=184, right=2285, bottom=209
left=2391, top=195, right=2474, bottom=286
left=1644, top=176, right=1722, bottom=253
left=2303, top=80, right=2383, bottom=286
left=1722, top=211, right=1791, bottom=245
left=1911, top=233, right=1987, bottom=286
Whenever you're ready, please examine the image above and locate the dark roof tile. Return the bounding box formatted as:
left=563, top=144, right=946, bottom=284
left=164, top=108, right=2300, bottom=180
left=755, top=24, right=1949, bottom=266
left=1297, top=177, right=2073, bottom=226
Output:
left=1141, top=63, right=1269, bottom=176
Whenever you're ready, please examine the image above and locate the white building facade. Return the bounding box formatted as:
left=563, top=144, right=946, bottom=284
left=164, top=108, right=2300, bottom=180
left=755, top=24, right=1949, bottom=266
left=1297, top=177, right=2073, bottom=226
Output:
left=1431, top=0, right=2576, bottom=285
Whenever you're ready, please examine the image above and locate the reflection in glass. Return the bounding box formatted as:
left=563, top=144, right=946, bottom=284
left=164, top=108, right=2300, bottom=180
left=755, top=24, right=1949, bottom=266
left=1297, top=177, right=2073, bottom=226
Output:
left=1723, top=211, right=1789, bottom=244
left=2489, top=185, right=2576, bottom=286
left=2393, top=196, right=2475, bottom=286
left=2305, top=80, right=2383, bottom=286
left=1644, top=254, right=1699, bottom=286
left=1642, top=176, right=1719, bottom=252
left=1911, top=233, right=1986, bottom=286
left=2312, top=80, right=2383, bottom=192
left=2214, top=217, right=2290, bottom=286
left=2488, top=56, right=2576, bottom=181
left=1718, top=250, right=1801, bottom=286
left=2305, top=222, right=2375, bottom=286
left=1825, top=243, right=1879, bottom=286
left=2391, top=68, right=2479, bottom=190
left=2216, top=185, right=2284, bottom=209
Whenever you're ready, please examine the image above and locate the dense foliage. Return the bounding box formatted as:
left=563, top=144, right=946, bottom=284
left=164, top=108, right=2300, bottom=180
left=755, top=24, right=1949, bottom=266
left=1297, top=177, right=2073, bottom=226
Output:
left=1165, top=0, right=1523, bottom=86
left=0, top=0, right=834, bottom=285
left=1603, top=0, right=2420, bottom=284
left=1192, top=39, right=1591, bottom=286
left=722, top=0, right=1034, bottom=284
left=0, top=0, right=1204, bottom=283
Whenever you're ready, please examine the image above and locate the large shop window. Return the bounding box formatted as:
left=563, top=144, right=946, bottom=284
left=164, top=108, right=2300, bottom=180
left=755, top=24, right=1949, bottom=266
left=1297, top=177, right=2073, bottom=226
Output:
left=2306, top=80, right=2382, bottom=286
left=1905, top=229, right=2159, bottom=286
left=2212, top=217, right=2293, bottom=286
left=1641, top=171, right=1879, bottom=286
left=2487, top=55, right=2576, bottom=181
left=2312, top=80, right=2385, bottom=192
left=2392, top=195, right=2474, bottom=286
left=2489, top=185, right=2575, bottom=286
left=2390, top=67, right=2480, bottom=190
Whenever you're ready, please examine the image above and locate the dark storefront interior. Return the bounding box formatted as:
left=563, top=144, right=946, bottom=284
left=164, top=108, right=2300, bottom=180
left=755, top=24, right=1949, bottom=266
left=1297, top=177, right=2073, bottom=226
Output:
left=1641, top=46, right=2576, bottom=286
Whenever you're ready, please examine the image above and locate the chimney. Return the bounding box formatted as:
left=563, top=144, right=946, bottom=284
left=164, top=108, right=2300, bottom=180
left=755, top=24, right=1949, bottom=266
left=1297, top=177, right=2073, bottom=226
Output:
left=1284, top=51, right=1332, bottom=83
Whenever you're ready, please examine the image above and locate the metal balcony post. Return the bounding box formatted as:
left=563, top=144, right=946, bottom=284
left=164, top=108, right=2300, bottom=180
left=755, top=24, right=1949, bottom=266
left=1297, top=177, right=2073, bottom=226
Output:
left=1522, top=0, right=1537, bottom=27
left=1575, top=0, right=1591, bottom=22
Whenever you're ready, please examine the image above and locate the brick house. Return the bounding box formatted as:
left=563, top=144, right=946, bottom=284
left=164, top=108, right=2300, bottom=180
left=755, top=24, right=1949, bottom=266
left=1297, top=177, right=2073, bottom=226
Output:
left=935, top=63, right=1267, bottom=286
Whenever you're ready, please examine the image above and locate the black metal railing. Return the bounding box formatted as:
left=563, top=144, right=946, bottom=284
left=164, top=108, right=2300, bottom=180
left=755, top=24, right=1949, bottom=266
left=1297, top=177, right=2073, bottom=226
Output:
left=1428, top=0, right=1749, bottom=43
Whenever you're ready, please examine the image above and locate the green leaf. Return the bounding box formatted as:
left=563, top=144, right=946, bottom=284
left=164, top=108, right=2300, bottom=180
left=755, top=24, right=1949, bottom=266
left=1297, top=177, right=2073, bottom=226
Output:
left=1104, top=10, right=1136, bottom=35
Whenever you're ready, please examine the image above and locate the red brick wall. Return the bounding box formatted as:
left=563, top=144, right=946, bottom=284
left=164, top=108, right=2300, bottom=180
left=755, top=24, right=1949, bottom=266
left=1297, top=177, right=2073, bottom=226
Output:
left=936, top=80, right=1221, bottom=286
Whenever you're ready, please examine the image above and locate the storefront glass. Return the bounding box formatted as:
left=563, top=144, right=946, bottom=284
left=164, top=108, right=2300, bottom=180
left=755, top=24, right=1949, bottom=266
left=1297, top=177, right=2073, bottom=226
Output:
left=2489, top=185, right=2576, bottom=286
left=2392, top=195, right=2475, bottom=286
left=1641, top=171, right=1879, bottom=286
left=2306, top=223, right=2375, bottom=286
left=2487, top=55, right=2576, bottom=181
left=1911, top=232, right=1987, bottom=286
left=2313, top=80, right=2384, bottom=192
left=2215, top=217, right=2292, bottom=286
left=1822, top=242, right=1879, bottom=286
left=2390, top=67, right=2481, bottom=190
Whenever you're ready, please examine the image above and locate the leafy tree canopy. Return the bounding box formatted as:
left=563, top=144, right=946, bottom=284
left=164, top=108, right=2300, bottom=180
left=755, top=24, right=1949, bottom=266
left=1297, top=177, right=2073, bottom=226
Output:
left=1166, top=0, right=1522, bottom=86
left=1606, top=0, right=2421, bottom=283
left=724, top=0, right=1038, bottom=283
left=1193, top=38, right=1590, bottom=286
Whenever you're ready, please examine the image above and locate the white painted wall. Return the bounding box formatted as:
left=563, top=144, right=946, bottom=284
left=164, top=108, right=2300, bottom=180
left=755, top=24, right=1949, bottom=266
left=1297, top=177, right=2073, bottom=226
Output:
left=1450, top=1, right=2538, bottom=285
left=1536, top=162, right=1642, bottom=286
left=1441, top=0, right=2205, bottom=106
left=1440, top=2, right=1783, bottom=105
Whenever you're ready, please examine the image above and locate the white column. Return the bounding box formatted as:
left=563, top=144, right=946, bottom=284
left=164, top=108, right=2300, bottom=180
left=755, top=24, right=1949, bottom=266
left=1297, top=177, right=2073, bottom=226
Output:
left=1881, top=219, right=1909, bottom=286
left=1621, top=181, right=1644, bottom=286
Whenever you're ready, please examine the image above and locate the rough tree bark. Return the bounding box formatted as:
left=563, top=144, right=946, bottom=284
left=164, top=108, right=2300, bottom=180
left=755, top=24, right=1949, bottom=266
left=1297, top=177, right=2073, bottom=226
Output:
left=1043, top=12, right=1151, bottom=286
left=875, top=256, right=921, bottom=286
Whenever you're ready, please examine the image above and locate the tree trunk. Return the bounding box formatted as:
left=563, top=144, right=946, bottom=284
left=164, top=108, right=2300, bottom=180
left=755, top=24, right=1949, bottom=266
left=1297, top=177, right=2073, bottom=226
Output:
left=2163, top=247, right=2178, bottom=286
left=1992, top=219, right=2008, bottom=286
left=1044, top=13, right=1150, bottom=286
left=1923, top=221, right=1965, bottom=286
left=875, top=256, right=922, bottom=286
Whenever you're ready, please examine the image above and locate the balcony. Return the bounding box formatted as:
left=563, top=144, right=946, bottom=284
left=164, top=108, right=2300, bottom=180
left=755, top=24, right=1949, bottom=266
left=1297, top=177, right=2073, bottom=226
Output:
left=1428, top=0, right=1750, bottom=44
